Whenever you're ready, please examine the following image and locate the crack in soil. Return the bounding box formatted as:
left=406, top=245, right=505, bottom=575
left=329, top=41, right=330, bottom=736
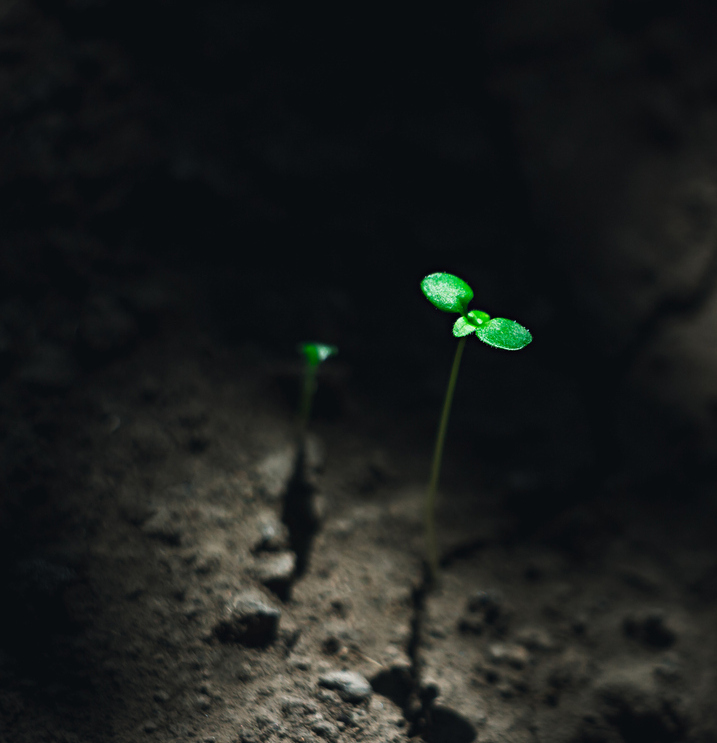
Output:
left=278, top=434, right=483, bottom=741
left=278, top=437, right=440, bottom=740
left=406, top=571, right=433, bottom=739
left=366, top=566, right=437, bottom=740
left=280, top=441, right=319, bottom=584
left=406, top=569, right=483, bottom=743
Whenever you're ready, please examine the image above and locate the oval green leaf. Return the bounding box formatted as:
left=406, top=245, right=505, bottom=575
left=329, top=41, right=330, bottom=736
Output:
left=299, top=343, right=338, bottom=366
left=475, top=318, right=532, bottom=350
left=421, top=273, right=474, bottom=313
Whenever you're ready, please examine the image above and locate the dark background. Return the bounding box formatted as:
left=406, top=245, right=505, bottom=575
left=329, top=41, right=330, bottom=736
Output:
left=4, top=0, right=717, bottom=518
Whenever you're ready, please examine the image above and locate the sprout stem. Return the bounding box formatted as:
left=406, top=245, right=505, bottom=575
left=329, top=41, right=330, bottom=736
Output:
left=425, top=336, right=466, bottom=585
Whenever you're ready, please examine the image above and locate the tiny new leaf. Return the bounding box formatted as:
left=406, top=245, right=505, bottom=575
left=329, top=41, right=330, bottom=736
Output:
left=452, top=317, right=476, bottom=337
left=421, top=273, right=474, bottom=314
left=452, top=310, right=491, bottom=338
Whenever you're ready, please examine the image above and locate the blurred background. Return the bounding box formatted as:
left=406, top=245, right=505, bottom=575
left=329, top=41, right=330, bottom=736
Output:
left=4, top=0, right=717, bottom=508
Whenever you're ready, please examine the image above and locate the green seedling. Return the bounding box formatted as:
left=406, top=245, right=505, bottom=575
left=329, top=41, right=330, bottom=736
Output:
left=420, top=272, right=532, bottom=583
left=297, top=342, right=337, bottom=434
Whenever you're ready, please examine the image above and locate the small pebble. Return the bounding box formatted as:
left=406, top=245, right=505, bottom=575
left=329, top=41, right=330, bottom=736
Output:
left=254, top=514, right=290, bottom=552
left=214, top=589, right=281, bottom=647
left=255, top=447, right=295, bottom=501
left=488, top=643, right=530, bottom=669
left=318, top=670, right=372, bottom=703
left=252, top=552, right=296, bottom=598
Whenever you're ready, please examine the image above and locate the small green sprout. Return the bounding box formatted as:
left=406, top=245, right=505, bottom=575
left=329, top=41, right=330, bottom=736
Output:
left=421, top=272, right=532, bottom=583
left=297, top=342, right=337, bottom=434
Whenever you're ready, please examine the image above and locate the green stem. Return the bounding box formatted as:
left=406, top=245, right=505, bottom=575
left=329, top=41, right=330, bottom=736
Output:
left=425, top=336, right=466, bottom=585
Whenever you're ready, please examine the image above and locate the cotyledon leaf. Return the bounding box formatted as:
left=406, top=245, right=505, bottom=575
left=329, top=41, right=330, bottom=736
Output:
left=421, top=273, right=474, bottom=314
left=475, top=318, right=532, bottom=350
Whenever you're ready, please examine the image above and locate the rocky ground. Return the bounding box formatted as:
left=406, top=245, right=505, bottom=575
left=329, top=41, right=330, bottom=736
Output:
left=1, top=262, right=716, bottom=743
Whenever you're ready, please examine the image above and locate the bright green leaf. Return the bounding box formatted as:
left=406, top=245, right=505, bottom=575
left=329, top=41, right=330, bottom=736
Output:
left=299, top=342, right=338, bottom=367
left=421, top=273, right=474, bottom=314
left=475, top=318, right=532, bottom=350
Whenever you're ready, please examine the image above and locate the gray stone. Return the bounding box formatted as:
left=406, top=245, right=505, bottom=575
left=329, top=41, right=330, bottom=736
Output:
left=252, top=511, right=290, bottom=552
left=252, top=552, right=296, bottom=597
left=215, top=589, right=281, bottom=647
left=255, top=447, right=295, bottom=501
left=318, top=670, right=372, bottom=703
left=487, top=642, right=530, bottom=669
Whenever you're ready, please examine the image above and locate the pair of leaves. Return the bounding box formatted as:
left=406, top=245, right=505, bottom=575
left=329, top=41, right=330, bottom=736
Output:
left=421, top=272, right=532, bottom=351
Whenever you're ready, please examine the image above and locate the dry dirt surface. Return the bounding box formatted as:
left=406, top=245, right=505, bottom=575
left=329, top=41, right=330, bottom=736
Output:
left=1, top=289, right=717, bottom=743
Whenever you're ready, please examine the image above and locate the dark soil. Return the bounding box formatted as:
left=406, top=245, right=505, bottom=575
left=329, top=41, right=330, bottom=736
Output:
left=2, top=2, right=717, bottom=743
